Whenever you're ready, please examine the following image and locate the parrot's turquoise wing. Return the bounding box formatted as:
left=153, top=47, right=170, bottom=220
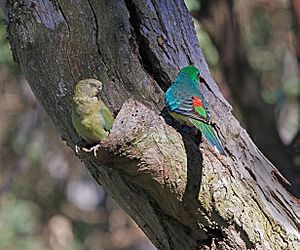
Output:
left=167, top=86, right=211, bottom=124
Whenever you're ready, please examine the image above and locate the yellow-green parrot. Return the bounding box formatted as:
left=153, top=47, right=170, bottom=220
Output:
left=72, top=79, right=114, bottom=153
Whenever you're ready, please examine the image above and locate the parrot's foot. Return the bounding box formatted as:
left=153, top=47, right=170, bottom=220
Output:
left=82, top=144, right=100, bottom=157
left=75, top=145, right=81, bottom=154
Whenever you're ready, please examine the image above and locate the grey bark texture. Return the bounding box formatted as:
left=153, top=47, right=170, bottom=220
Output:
left=2, top=0, right=300, bottom=249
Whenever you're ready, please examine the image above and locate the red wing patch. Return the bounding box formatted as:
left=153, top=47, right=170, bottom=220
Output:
left=192, top=96, right=204, bottom=108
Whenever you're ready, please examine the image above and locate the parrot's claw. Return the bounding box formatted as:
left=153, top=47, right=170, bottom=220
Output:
left=75, top=145, right=81, bottom=154
left=82, top=144, right=101, bottom=157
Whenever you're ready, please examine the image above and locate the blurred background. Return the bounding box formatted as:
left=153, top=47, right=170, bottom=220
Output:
left=0, top=0, right=299, bottom=249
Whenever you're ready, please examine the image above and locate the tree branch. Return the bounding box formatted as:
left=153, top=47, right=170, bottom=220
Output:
left=2, top=0, right=300, bottom=249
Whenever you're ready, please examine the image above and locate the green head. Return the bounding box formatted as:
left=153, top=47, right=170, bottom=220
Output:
left=74, top=78, right=102, bottom=99
left=179, top=65, right=200, bottom=82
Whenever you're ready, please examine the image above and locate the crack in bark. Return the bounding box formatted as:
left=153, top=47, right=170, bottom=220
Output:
left=255, top=185, right=290, bottom=244
left=124, top=0, right=171, bottom=91
left=270, top=190, right=300, bottom=230
left=177, top=9, right=193, bottom=65
left=56, top=0, right=74, bottom=83
left=86, top=0, right=109, bottom=72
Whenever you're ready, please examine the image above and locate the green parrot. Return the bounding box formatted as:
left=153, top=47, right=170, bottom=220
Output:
left=72, top=79, right=114, bottom=152
left=165, top=66, right=225, bottom=155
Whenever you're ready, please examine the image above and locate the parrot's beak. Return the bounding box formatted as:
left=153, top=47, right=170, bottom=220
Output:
left=97, top=80, right=103, bottom=93
left=96, top=84, right=103, bottom=100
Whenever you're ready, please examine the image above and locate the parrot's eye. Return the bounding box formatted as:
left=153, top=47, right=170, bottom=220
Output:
left=90, top=82, right=97, bottom=88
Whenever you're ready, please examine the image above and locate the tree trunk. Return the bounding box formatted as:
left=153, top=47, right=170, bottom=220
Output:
left=191, top=0, right=299, bottom=195
left=2, top=0, right=300, bottom=249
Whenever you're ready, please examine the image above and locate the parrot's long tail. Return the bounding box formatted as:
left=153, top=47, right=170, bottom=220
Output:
left=190, top=119, right=225, bottom=155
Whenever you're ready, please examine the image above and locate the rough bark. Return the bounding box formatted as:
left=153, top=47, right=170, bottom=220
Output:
left=191, top=0, right=299, bottom=195
left=2, top=0, right=300, bottom=249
